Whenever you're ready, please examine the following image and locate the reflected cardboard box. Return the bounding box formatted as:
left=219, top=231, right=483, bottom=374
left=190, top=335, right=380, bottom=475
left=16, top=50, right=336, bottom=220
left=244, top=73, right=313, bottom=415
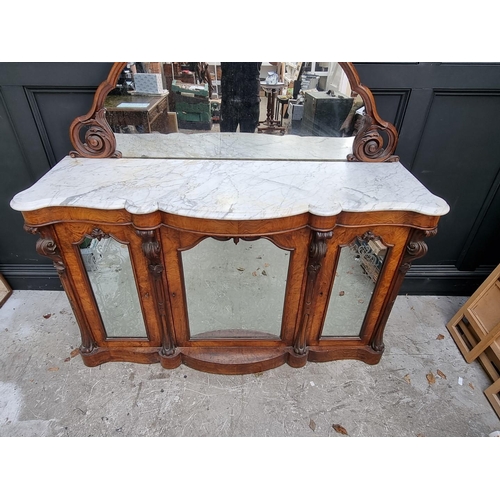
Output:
left=133, top=73, right=164, bottom=94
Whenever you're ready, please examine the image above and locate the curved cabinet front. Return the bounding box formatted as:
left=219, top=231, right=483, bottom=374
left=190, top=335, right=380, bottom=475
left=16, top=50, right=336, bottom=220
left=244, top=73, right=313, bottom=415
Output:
left=21, top=207, right=439, bottom=374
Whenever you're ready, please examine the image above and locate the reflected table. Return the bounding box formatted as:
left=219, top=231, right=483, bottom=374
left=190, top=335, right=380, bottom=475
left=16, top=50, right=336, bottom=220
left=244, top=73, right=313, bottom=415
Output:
left=257, top=82, right=286, bottom=135
left=11, top=135, right=449, bottom=374
left=104, top=93, right=170, bottom=134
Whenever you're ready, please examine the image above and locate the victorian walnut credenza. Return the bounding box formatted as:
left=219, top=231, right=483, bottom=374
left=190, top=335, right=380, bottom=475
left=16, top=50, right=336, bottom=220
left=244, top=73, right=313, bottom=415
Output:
left=10, top=62, right=449, bottom=374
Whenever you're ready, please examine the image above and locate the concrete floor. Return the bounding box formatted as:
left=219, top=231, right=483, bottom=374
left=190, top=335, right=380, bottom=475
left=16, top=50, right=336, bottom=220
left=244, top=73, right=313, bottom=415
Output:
left=0, top=290, right=499, bottom=437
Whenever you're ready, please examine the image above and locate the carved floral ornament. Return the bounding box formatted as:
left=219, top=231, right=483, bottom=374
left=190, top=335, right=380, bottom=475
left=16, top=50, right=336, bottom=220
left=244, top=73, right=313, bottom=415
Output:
left=69, top=62, right=399, bottom=162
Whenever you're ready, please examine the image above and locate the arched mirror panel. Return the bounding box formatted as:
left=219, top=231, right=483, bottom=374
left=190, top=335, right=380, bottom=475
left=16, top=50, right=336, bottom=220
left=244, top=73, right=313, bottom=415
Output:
left=322, top=232, right=389, bottom=338
left=69, top=61, right=399, bottom=162
left=78, top=234, right=148, bottom=339
left=181, top=237, right=290, bottom=339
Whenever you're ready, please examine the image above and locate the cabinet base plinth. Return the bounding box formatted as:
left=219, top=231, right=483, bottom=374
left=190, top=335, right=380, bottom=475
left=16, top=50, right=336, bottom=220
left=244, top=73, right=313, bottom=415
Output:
left=80, top=346, right=161, bottom=367
left=177, top=347, right=287, bottom=375
left=287, top=350, right=308, bottom=368
left=79, top=343, right=383, bottom=372
left=159, top=349, right=183, bottom=369
left=307, top=344, right=383, bottom=365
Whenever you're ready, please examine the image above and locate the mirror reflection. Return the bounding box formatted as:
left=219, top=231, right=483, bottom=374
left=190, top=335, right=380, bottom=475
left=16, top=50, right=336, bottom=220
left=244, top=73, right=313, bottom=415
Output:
left=105, top=62, right=364, bottom=139
left=181, top=237, right=290, bottom=338
left=322, top=233, right=388, bottom=338
left=79, top=235, right=148, bottom=338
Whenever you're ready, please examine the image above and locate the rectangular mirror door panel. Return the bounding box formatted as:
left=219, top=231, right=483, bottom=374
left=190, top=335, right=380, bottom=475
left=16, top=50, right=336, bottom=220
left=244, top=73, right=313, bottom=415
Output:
left=181, top=237, right=290, bottom=338
left=322, top=232, right=389, bottom=338
left=79, top=234, right=148, bottom=339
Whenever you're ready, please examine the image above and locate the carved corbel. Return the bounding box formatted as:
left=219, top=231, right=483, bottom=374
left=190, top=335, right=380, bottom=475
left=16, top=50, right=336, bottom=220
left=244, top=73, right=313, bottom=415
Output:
left=24, top=225, right=66, bottom=276
left=137, top=229, right=176, bottom=356
left=294, top=230, right=333, bottom=355
left=399, top=228, right=437, bottom=275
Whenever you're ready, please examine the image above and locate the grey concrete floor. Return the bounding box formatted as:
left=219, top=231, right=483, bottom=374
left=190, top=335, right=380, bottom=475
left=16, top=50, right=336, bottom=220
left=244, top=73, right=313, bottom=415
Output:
left=1, top=290, right=499, bottom=437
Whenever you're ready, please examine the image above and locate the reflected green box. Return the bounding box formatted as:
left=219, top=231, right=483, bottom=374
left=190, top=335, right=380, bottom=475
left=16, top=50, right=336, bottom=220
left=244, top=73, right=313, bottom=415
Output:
left=176, top=111, right=211, bottom=122
left=171, top=80, right=209, bottom=97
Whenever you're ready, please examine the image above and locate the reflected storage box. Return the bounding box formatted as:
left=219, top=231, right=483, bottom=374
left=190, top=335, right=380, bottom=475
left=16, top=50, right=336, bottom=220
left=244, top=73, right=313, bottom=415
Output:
left=133, top=73, right=164, bottom=94
left=171, top=80, right=209, bottom=98
left=289, top=101, right=304, bottom=120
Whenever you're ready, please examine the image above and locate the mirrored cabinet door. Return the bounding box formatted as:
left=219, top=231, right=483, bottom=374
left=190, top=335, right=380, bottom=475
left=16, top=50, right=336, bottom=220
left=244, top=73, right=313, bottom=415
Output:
left=181, top=237, right=290, bottom=338
left=322, top=232, right=389, bottom=338
left=55, top=224, right=162, bottom=346
left=79, top=234, right=148, bottom=339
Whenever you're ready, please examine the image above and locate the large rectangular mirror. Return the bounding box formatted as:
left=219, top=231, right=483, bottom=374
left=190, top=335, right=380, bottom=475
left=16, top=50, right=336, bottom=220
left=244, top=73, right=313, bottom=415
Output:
left=108, top=62, right=363, bottom=161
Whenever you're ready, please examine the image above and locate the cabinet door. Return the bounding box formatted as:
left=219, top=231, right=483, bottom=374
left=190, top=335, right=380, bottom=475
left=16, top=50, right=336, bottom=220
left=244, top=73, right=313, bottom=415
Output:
left=307, top=225, right=410, bottom=346
left=55, top=223, right=162, bottom=346
left=159, top=226, right=310, bottom=346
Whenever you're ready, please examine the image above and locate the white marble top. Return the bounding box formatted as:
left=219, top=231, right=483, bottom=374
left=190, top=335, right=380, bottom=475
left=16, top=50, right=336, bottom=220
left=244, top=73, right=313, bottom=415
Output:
left=114, top=132, right=355, bottom=160
left=11, top=155, right=450, bottom=220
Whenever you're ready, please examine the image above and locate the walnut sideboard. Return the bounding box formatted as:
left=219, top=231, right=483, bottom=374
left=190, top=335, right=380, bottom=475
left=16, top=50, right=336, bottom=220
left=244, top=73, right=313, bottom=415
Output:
left=11, top=139, right=449, bottom=374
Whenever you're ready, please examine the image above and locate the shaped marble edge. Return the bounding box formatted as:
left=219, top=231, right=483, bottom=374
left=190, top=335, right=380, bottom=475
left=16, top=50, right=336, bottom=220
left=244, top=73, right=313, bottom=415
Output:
left=10, top=156, right=450, bottom=220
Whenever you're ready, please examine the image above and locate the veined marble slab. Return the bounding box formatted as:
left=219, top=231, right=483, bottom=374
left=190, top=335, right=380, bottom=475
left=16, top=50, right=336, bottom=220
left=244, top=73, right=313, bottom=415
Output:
left=11, top=156, right=450, bottom=220
left=114, top=132, right=355, bottom=161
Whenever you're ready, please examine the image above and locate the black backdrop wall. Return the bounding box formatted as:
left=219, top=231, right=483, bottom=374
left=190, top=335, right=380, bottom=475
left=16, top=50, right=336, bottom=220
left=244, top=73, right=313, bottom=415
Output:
left=1, top=62, right=499, bottom=295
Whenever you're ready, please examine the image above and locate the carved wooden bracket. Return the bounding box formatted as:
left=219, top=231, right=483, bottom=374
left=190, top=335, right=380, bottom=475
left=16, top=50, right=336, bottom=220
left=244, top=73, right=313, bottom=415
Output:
left=294, top=230, right=333, bottom=355
left=399, top=228, right=438, bottom=275
left=86, top=227, right=110, bottom=241
left=69, top=62, right=126, bottom=159
left=211, top=236, right=260, bottom=245
left=137, top=229, right=176, bottom=356
left=24, top=225, right=66, bottom=276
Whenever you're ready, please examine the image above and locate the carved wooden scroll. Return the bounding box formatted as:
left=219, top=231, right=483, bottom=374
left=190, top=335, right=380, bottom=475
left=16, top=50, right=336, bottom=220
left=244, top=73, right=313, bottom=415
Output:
left=399, top=228, right=438, bottom=274
left=69, top=62, right=127, bottom=159
left=27, top=227, right=66, bottom=277
left=340, top=62, right=400, bottom=163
